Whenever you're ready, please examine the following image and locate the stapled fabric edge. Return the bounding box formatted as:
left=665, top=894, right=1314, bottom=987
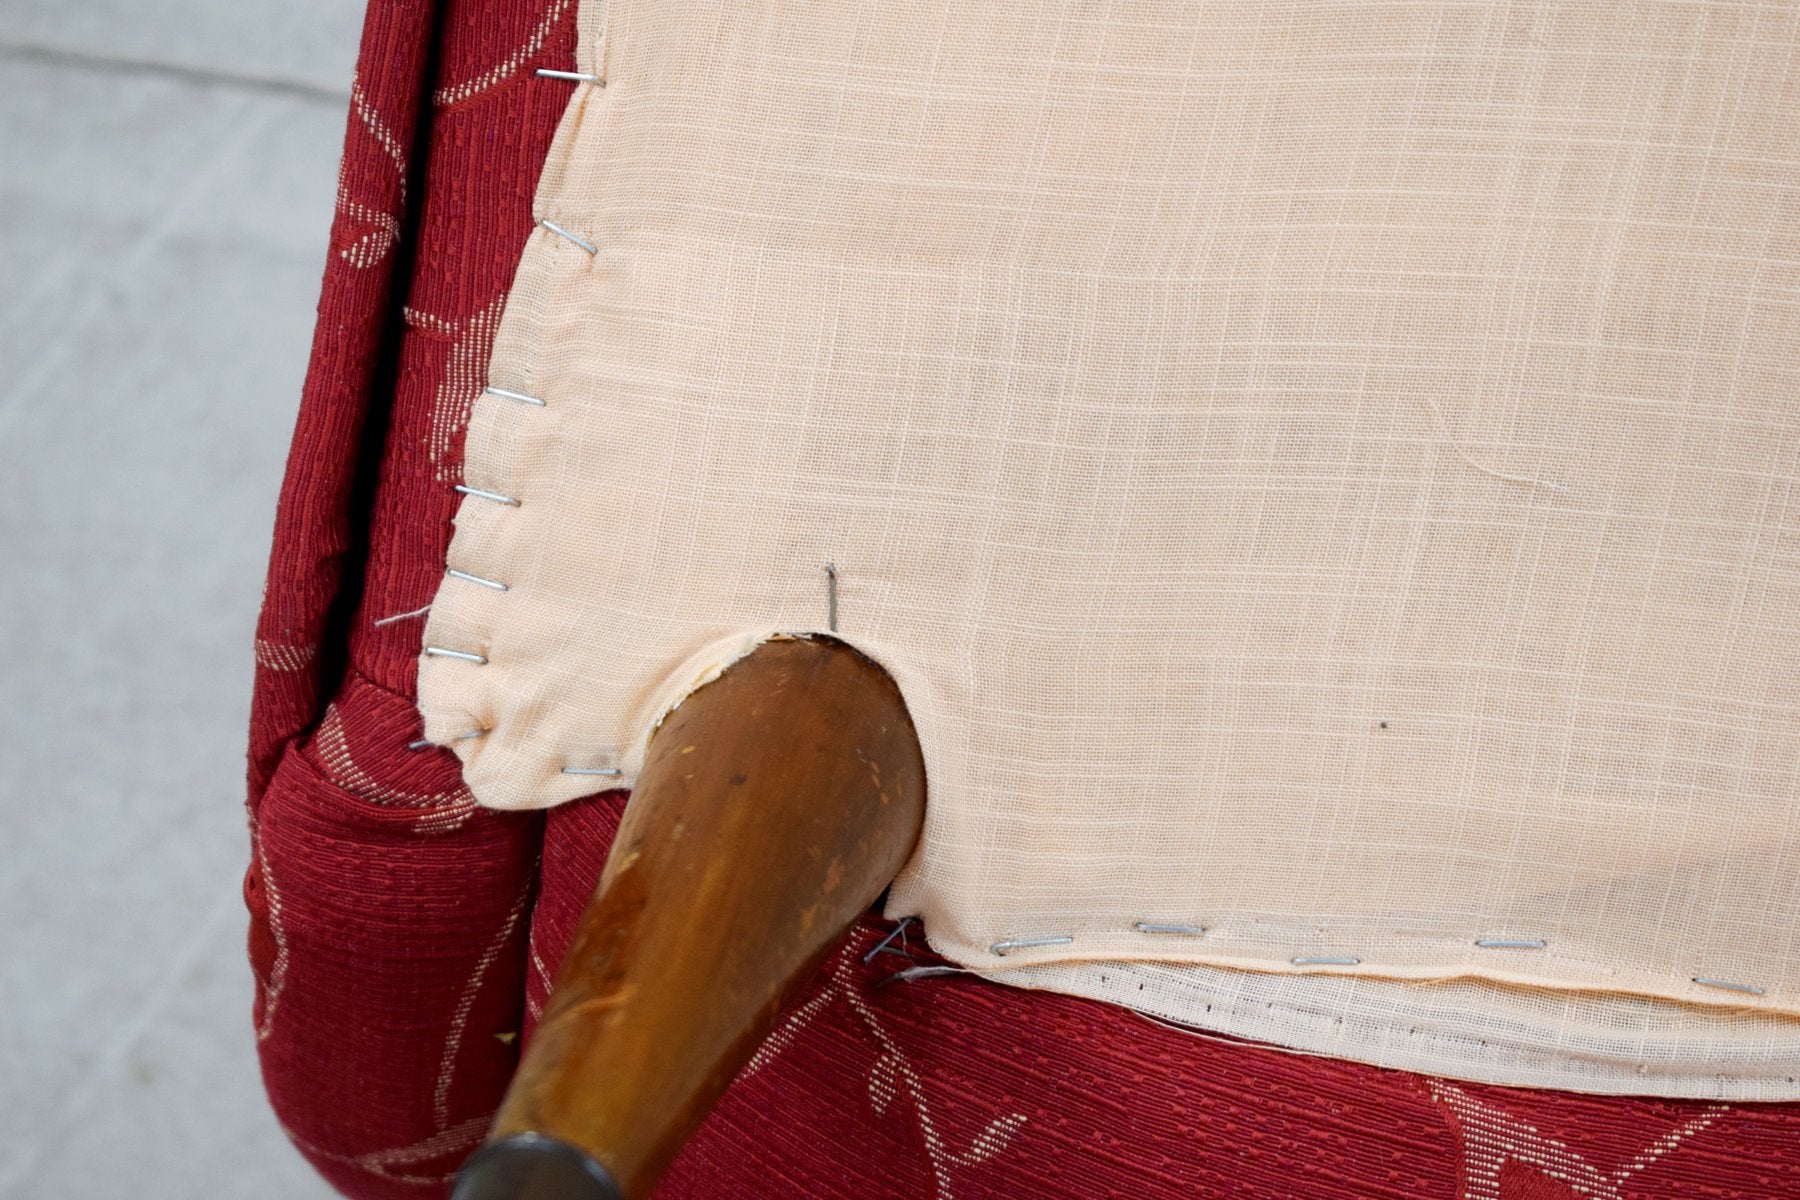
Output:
left=415, top=0, right=1800, bottom=1098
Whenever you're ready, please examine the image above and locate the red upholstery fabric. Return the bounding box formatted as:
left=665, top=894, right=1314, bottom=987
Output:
left=247, top=1, right=1800, bottom=1195
left=246, top=0, right=568, bottom=1192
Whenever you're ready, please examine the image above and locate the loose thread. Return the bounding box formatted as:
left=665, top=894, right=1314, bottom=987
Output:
left=374, top=603, right=432, bottom=628
left=1421, top=395, right=1568, bottom=494
left=1129, top=1010, right=1356, bottom=1066
left=874, top=965, right=973, bottom=990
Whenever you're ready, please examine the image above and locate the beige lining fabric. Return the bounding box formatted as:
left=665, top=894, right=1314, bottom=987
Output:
left=419, top=0, right=1800, bottom=1096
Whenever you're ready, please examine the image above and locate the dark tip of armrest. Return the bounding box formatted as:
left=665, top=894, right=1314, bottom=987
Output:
left=452, top=1133, right=624, bottom=1200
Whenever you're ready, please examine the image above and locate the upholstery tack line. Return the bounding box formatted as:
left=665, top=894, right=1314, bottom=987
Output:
left=454, top=484, right=520, bottom=507
left=862, top=917, right=916, bottom=964
left=540, top=219, right=599, bottom=255
left=964, top=926, right=1782, bottom=999
left=407, top=728, right=486, bottom=752
left=990, top=936, right=1074, bottom=956
left=424, top=646, right=487, bottom=664
left=447, top=568, right=508, bottom=591
left=484, top=385, right=546, bottom=407
left=535, top=68, right=602, bottom=85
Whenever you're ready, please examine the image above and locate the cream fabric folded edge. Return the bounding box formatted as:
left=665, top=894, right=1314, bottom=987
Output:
left=419, top=0, right=1800, bottom=1097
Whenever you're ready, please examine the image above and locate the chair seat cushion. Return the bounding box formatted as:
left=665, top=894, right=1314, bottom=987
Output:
left=247, top=0, right=1800, bottom=1193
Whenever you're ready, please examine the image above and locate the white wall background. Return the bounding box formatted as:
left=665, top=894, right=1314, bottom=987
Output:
left=1, top=3, right=365, bottom=1194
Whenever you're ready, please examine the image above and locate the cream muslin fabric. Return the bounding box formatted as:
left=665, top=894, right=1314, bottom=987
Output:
left=419, top=0, right=1800, bottom=1095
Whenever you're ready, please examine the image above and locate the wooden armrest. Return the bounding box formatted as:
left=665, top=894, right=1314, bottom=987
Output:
left=453, top=636, right=925, bottom=1199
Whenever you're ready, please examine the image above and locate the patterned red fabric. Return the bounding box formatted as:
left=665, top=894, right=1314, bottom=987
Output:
left=246, top=0, right=571, bottom=1193
left=248, top=1, right=1800, bottom=1196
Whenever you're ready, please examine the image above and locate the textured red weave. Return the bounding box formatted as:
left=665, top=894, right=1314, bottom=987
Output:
left=246, top=0, right=573, bottom=1193
left=535, top=800, right=1800, bottom=1200
left=248, top=1, right=1800, bottom=1196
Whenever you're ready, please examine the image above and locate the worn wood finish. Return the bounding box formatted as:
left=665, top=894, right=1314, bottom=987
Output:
left=454, top=636, right=926, bottom=1200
